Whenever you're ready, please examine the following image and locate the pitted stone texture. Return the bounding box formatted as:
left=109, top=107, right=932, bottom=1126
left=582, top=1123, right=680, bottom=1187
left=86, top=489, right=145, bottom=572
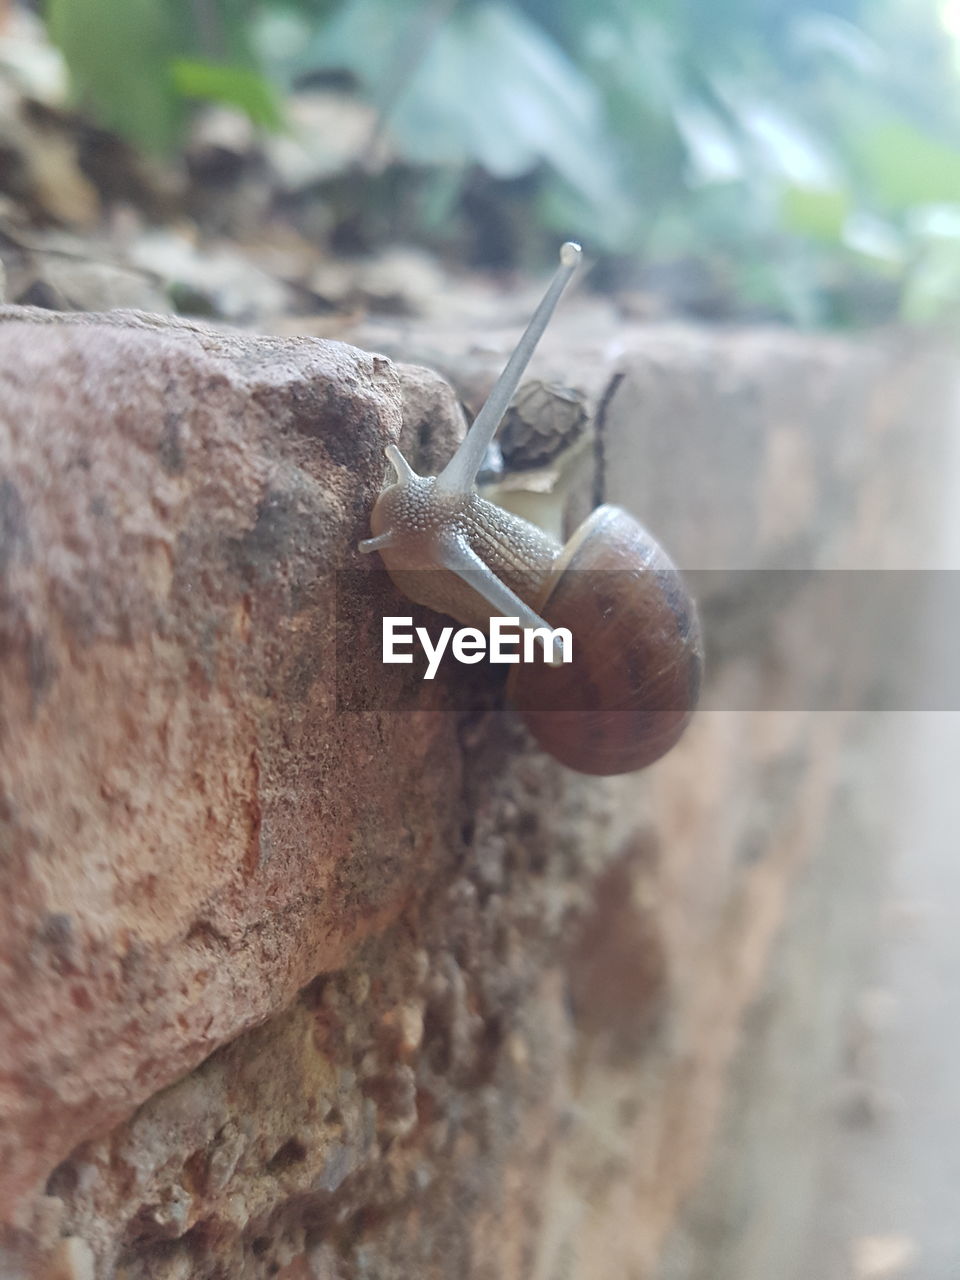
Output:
left=0, top=307, right=472, bottom=1237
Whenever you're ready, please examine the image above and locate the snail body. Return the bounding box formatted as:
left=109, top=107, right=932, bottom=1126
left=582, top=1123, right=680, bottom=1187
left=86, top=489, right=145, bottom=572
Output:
left=360, top=243, right=702, bottom=776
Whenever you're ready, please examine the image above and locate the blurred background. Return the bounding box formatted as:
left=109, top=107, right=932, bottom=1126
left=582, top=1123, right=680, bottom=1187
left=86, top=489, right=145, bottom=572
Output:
left=0, top=0, right=959, bottom=327
left=1, top=4, right=959, bottom=1280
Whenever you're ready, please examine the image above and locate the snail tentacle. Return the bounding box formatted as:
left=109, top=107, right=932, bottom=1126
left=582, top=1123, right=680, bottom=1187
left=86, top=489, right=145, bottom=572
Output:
left=435, top=535, right=563, bottom=664
left=358, top=530, right=395, bottom=554
left=436, top=242, right=582, bottom=496
left=384, top=443, right=417, bottom=485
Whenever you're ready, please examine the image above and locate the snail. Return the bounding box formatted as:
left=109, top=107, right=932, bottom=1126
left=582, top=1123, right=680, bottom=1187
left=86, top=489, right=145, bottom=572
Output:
left=360, top=242, right=702, bottom=775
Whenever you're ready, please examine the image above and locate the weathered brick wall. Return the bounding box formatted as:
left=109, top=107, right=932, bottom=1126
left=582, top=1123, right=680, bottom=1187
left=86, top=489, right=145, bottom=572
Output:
left=0, top=306, right=952, bottom=1279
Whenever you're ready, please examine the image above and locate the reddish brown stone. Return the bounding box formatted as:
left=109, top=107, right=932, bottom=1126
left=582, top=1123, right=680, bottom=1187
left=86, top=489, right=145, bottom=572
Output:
left=0, top=307, right=470, bottom=1233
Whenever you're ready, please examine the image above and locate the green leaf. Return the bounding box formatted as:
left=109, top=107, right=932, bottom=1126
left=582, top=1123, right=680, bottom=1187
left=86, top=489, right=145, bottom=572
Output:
left=675, top=100, right=743, bottom=185
left=901, top=240, right=960, bottom=325
left=305, top=0, right=624, bottom=229
left=171, top=59, right=284, bottom=129
left=779, top=184, right=849, bottom=243
left=717, top=85, right=838, bottom=189
left=842, top=213, right=903, bottom=270
left=855, top=118, right=960, bottom=210
left=294, top=0, right=423, bottom=87
left=47, top=0, right=187, bottom=152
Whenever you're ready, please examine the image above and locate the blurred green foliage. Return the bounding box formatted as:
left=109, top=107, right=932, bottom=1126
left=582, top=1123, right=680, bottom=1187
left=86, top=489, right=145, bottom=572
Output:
left=45, top=0, right=960, bottom=326
left=46, top=0, right=290, bottom=148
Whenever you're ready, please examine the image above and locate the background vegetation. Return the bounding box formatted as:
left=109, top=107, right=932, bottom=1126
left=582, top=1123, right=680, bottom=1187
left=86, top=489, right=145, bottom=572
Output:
left=45, top=0, right=960, bottom=326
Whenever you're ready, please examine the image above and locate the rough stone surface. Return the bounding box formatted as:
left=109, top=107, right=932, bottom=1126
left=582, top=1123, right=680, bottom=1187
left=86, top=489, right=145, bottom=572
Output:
left=0, top=305, right=952, bottom=1279
left=0, top=306, right=466, bottom=1238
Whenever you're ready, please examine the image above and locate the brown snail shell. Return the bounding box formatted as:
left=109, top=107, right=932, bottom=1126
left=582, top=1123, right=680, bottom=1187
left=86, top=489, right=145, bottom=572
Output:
left=506, top=506, right=703, bottom=775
